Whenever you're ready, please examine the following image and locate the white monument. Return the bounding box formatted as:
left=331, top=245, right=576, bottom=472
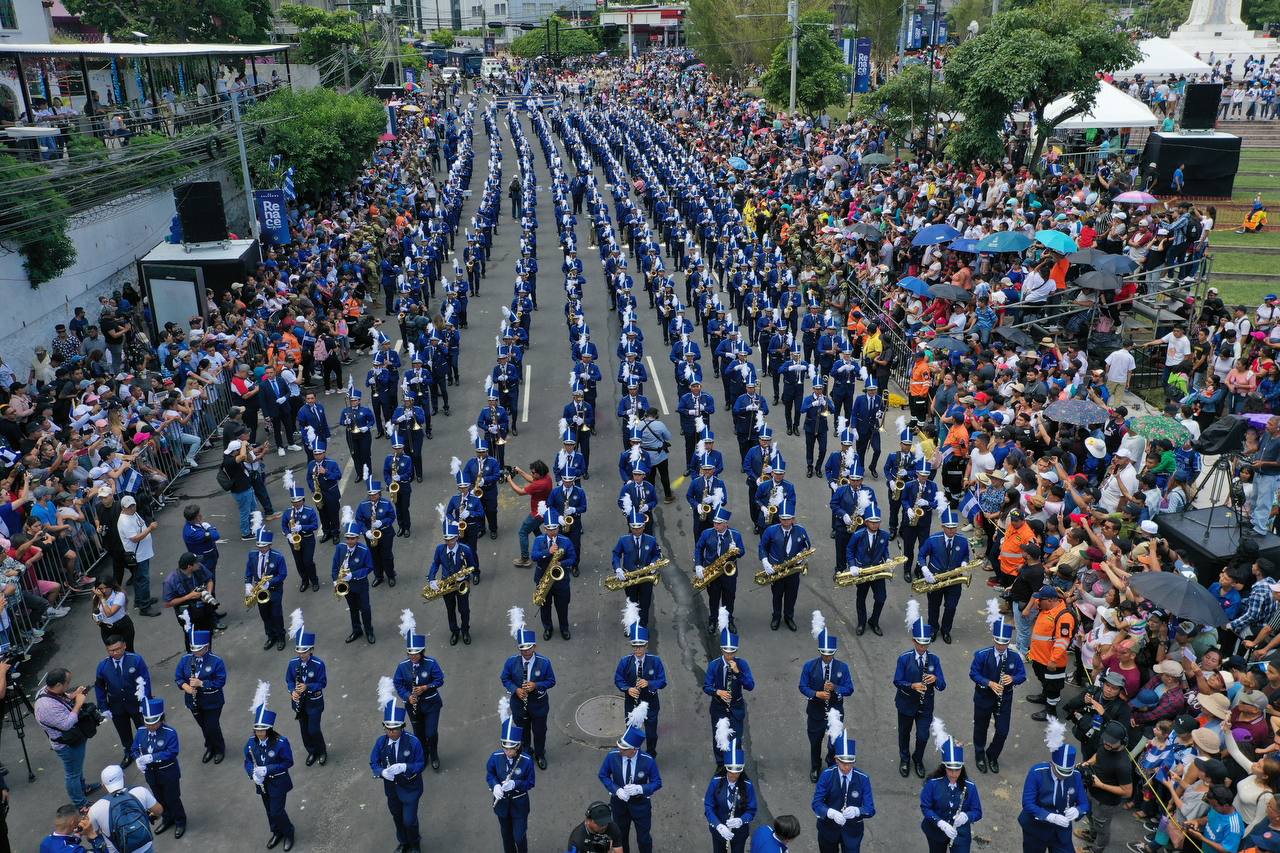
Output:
left=1169, top=0, right=1277, bottom=62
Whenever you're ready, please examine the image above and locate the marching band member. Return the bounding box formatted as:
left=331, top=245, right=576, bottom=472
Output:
left=464, top=427, right=503, bottom=539
left=676, top=381, right=716, bottom=475
left=181, top=504, right=221, bottom=580
left=337, top=386, right=376, bottom=486
left=547, top=468, right=586, bottom=575
left=800, top=370, right=833, bottom=477
left=478, top=382, right=512, bottom=467
left=686, top=456, right=726, bottom=541
left=356, top=476, right=397, bottom=587
left=898, top=462, right=940, bottom=583
left=612, top=504, right=662, bottom=628
left=829, top=453, right=867, bottom=578
left=847, top=504, right=891, bottom=636
left=800, top=612, right=854, bottom=781
left=500, top=608, right=556, bottom=770
left=305, top=435, right=342, bottom=542
left=530, top=505, right=576, bottom=641
left=883, top=419, right=918, bottom=541
left=598, top=703, right=663, bottom=853
left=1018, top=720, right=1089, bottom=853
left=812, top=729, right=875, bottom=853
left=393, top=388, right=430, bottom=477
left=562, top=379, right=595, bottom=478
left=615, top=601, right=668, bottom=754
left=384, top=431, right=415, bottom=538
left=694, top=505, right=744, bottom=635
left=447, top=460, right=487, bottom=583
left=894, top=601, right=947, bottom=779
left=778, top=343, right=808, bottom=435
left=618, top=449, right=658, bottom=535
left=851, top=377, right=885, bottom=479
left=175, top=625, right=226, bottom=764
left=704, top=732, right=757, bottom=853
left=333, top=510, right=375, bottom=644
left=915, top=507, right=971, bottom=644
left=970, top=602, right=1026, bottom=775
left=131, top=695, right=187, bottom=836
left=393, top=610, right=445, bottom=772
left=427, top=510, right=476, bottom=645
left=753, top=460, right=796, bottom=537
left=920, top=721, right=982, bottom=853
left=284, top=610, right=327, bottom=767
left=704, top=607, right=755, bottom=766
left=741, top=421, right=781, bottom=533
left=243, top=682, right=295, bottom=851
left=281, top=472, right=319, bottom=593
left=371, top=677, right=425, bottom=853
left=244, top=520, right=288, bottom=651
left=759, top=499, right=810, bottom=632
left=489, top=697, right=536, bottom=853
left=553, top=422, right=586, bottom=485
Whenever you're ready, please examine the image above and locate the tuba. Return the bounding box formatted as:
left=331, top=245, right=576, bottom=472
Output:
left=754, top=547, right=815, bottom=586
left=834, top=555, right=907, bottom=587
left=911, top=559, right=985, bottom=594
left=693, top=546, right=739, bottom=592
left=245, top=575, right=273, bottom=607
left=603, top=558, right=669, bottom=591
left=532, top=549, right=565, bottom=607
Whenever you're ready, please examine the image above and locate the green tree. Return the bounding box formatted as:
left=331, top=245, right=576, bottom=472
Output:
left=279, top=4, right=368, bottom=62
left=946, top=0, right=991, bottom=39
left=244, top=88, right=386, bottom=200
left=853, top=64, right=956, bottom=146
left=1131, top=0, right=1191, bottom=35
left=760, top=12, right=849, bottom=114
left=1243, top=0, right=1280, bottom=29
left=854, top=0, right=911, bottom=71
left=0, top=155, right=76, bottom=287
left=429, top=29, right=456, bottom=46
left=945, top=0, right=1140, bottom=165
left=63, top=0, right=270, bottom=42
left=509, top=20, right=600, bottom=58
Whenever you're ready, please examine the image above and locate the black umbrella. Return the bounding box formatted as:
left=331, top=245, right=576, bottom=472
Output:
left=1075, top=270, right=1121, bottom=292
left=1044, top=399, right=1109, bottom=426
left=992, top=325, right=1036, bottom=348
left=928, top=284, right=973, bottom=303
left=928, top=336, right=970, bottom=353
left=1065, top=248, right=1108, bottom=266
left=1128, top=571, right=1230, bottom=627
left=1093, top=254, right=1138, bottom=275
left=860, top=153, right=892, bottom=165
left=847, top=222, right=882, bottom=240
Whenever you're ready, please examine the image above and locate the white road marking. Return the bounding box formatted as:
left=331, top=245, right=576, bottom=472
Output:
left=646, top=356, right=669, bottom=415
left=394, top=339, right=403, bottom=353
left=338, top=458, right=354, bottom=497
left=522, top=363, right=532, bottom=422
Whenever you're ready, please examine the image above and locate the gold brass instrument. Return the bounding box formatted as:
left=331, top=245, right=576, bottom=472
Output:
left=784, top=305, right=793, bottom=319
left=838, top=476, right=851, bottom=487
left=457, top=518, right=468, bottom=535
left=389, top=480, right=401, bottom=498
left=603, top=558, right=669, bottom=591
left=422, top=569, right=471, bottom=602
left=834, top=556, right=907, bottom=588
left=757, top=474, right=769, bottom=485
left=693, top=546, right=739, bottom=592
left=907, top=506, right=924, bottom=524
left=474, top=484, right=485, bottom=500
left=765, top=503, right=779, bottom=519
left=312, top=490, right=324, bottom=508
left=288, top=530, right=303, bottom=549
left=698, top=501, right=713, bottom=519
left=334, top=554, right=351, bottom=598
left=368, top=527, right=382, bottom=543
left=245, top=575, right=273, bottom=607
left=532, top=549, right=565, bottom=607
left=754, top=547, right=816, bottom=586
left=911, top=559, right=985, bottom=594
left=846, top=515, right=865, bottom=532
left=562, top=512, right=575, bottom=529
left=888, top=476, right=906, bottom=501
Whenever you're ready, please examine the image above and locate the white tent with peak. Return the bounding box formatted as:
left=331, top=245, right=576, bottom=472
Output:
left=1043, top=81, right=1159, bottom=131
left=1116, top=38, right=1212, bottom=79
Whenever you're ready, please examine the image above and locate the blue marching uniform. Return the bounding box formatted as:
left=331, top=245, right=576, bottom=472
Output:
left=487, top=749, right=536, bottom=853
left=282, top=504, right=320, bottom=588
left=921, top=776, right=982, bottom=853
left=500, top=653, right=556, bottom=762
left=244, top=733, right=294, bottom=842
left=285, top=655, right=327, bottom=761
left=916, top=531, right=972, bottom=638
left=599, top=748, right=663, bottom=853
left=175, top=649, right=226, bottom=759
left=181, top=520, right=220, bottom=578
left=370, top=732, right=425, bottom=850
left=846, top=525, right=891, bottom=631
left=306, top=456, right=343, bottom=540
left=899, top=475, right=938, bottom=577
left=758, top=520, right=811, bottom=623
left=799, top=656, right=853, bottom=772
left=1018, top=763, right=1090, bottom=853
left=894, top=650, right=947, bottom=767
left=394, top=654, right=445, bottom=762
left=244, top=548, right=288, bottom=644
left=614, top=651, right=668, bottom=753
left=703, top=774, right=758, bottom=853
left=428, top=541, right=477, bottom=636
left=970, top=646, right=1027, bottom=767
left=611, top=532, right=662, bottom=627
left=694, top=524, right=746, bottom=623
left=356, top=496, right=398, bottom=582
left=94, top=651, right=151, bottom=751
left=332, top=539, right=375, bottom=639
left=812, top=765, right=876, bottom=853
left=131, top=721, right=187, bottom=830
left=703, top=655, right=755, bottom=763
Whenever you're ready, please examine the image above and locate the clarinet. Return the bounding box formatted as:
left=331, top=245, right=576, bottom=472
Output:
left=995, top=653, right=1010, bottom=717
left=919, top=656, right=933, bottom=716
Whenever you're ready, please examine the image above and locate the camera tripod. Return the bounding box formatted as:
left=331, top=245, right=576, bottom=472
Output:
left=0, top=681, right=38, bottom=782
left=1185, top=452, right=1253, bottom=542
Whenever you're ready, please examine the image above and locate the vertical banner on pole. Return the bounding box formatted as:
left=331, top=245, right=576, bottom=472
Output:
left=254, top=189, right=291, bottom=245
left=912, top=12, right=923, bottom=49
left=937, top=18, right=948, bottom=44
left=854, top=37, right=872, bottom=93
left=110, top=57, right=123, bottom=104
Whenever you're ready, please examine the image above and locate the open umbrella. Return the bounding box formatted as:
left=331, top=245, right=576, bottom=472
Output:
left=399, top=104, right=422, bottom=113
left=1115, top=190, right=1159, bottom=205
left=1093, top=254, right=1138, bottom=275
left=928, top=336, right=970, bottom=353
left=727, top=156, right=750, bottom=171
left=929, top=284, right=973, bottom=302
left=993, top=325, right=1036, bottom=348
left=1075, top=270, right=1121, bottom=292
left=1065, top=248, right=1108, bottom=265
left=912, top=224, right=961, bottom=247
left=976, top=231, right=1033, bottom=253
left=847, top=222, right=881, bottom=240
left=897, top=276, right=932, bottom=297
left=1128, top=414, right=1191, bottom=444
left=1044, top=399, right=1109, bottom=426
left=1128, top=571, right=1230, bottom=627
left=379, top=132, right=397, bottom=142
left=1034, top=230, right=1078, bottom=254
left=860, top=153, right=892, bottom=165
left=948, top=238, right=979, bottom=254
left=821, top=154, right=849, bottom=169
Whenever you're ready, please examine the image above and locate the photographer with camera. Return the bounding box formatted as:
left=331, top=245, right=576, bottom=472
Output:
left=1075, top=721, right=1133, bottom=853
left=1061, top=671, right=1133, bottom=762
left=35, top=668, right=102, bottom=809
left=162, top=553, right=221, bottom=652
left=91, top=578, right=133, bottom=650
left=507, top=461, right=552, bottom=570
left=567, top=801, right=624, bottom=853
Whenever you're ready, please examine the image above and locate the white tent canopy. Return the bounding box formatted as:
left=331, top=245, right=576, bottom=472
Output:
left=1116, top=38, right=1213, bottom=79
left=1043, top=81, right=1159, bottom=130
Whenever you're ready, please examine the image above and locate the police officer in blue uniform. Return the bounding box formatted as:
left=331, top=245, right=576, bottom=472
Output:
left=800, top=613, right=854, bottom=782
left=704, top=610, right=755, bottom=766
left=333, top=516, right=376, bottom=644
left=175, top=628, right=226, bottom=763
left=611, top=508, right=662, bottom=628
left=846, top=504, right=893, bottom=636
left=284, top=612, right=327, bottom=766
left=599, top=708, right=663, bottom=853
left=371, top=681, right=425, bottom=853
left=531, top=508, right=576, bottom=641
left=356, top=478, right=397, bottom=587
left=243, top=685, right=295, bottom=851
left=393, top=612, right=445, bottom=771
left=895, top=604, right=948, bottom=778
left=306, top=439, right=342, bottom=542
left=428, top=516, right=476, bottom=645
left=759, top=499, right=811, bottom=632
left=131, top=696, right=187, bottom=836
left=615, top=605, right=667, bottom=754
left=920, top=733, right=982, bottom=853
left=501, top=610, right=556, bottom=770
left=281, top=475, right=319, bottom=593
left=384, top=433, right=415, bottom=538
left=94, top=635, right=151, bottom=766
left=916, top=508, right=972, bottom=644
left=245, top=527, right=288, bottom=651
left=181, top=504, right=220, bottom=580
left=899, top=462, right=940, bottom=582
left=812, top=731, right=875, bottom=853
left=489, top=707, right=536, bottom=853
left=338, top=388, right=376, bottom=487
left=1018, top=729, right=1089, bottom=853
left=970, top=612, right=1027, bottom=774
left=704, top=737, right=757, bottom=853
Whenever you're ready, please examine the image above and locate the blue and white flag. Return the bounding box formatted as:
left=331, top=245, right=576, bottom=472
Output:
left=960, top=488, right=981, bottom=524
left=521, top=73, right=533, bottom=96
left=269, top=154, right=282, bottom=172
left=283, top=167, right=296, bottom=202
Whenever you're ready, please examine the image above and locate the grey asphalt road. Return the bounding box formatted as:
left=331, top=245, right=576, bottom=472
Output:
left=6, top=96, right=1142, bottom=853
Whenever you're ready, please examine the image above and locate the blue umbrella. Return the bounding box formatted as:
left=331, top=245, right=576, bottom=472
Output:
left=1034, top=229, right=1078, bottom=254
left=1093, top=254, right=1138, bottom=275
left=727, top=156, right=750, bottom=171
left=897, top=276, right=932, bottom=297
left=948, top=238, right=979, bottom=254
left=976, top=231, right=1033, bottom=253
left=911, top=224, right=961, bottom=247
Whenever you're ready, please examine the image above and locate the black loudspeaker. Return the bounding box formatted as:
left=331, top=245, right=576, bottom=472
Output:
left=1192, top=414, right=1247, bottom=455
left=173, top=181, right=228, bottom=244
left=1182, top=83, right=1223, bottom=131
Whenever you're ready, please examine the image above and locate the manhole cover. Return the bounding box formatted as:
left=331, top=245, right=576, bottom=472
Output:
left=575, top=695, right=625, bottom=738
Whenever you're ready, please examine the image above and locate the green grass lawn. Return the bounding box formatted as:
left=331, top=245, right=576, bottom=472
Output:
left=1212, top=230, right=1280, bottom=248
left=1209, top=252, right=1280, bottom=275
left=1211, top=278, right=1276, bottom=305
left=1240, top=150, right=1280, bottom=165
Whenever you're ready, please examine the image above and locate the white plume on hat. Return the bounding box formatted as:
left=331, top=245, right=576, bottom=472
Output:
left=826, top=708, right=844, bottom=744
left=467, top=424, right=481, bottom=446
left=855, top=491, right=871, bottom=514
left=621, top=492, right=635, bottom=516
left=283, top=469, right=296, bottom=492
left=935, top=491, right=948, bottom=513
left=811, top=609, right=827, bottom=640
left=435, top=503, right=447, bottom=524
left=178, top=609, right=193, bottom=633
left=711, top=488, right=724, bottom=508
left=251, top=510, right=263, bottom=535
left=629, top=445, right=643, bottom=465
left=895, top=415, right=907, bottom=435
left=837, top=415, right=849, bottom=436
left=718, top=605, right=730, bottom=633
left=1044, top=717, right=1067, bottom=752
left=362, top=465, right=371, bottom=483
left=305, top=426, right=317, bottom=448
left=694, top=416, right=706, bottom=436
left=715, top=717, right=733, bottom=753
left=626, top=701, right=650, bottom=729
left=135, top=676, right=147, bottom=705
left=508, top=606, right=526, bottom=640
left=399, top=608, right=416, bottom=638
left=450, top=457, right=462, bottom=476
left=289, top=608, right=304, bottom=639
left=340, top=505, right=354, bottom=527
left=377, top=675, right=395, bottom=710
left=250, top=680, right=270, bottom=714
left=930, top=716, right=952, bottom=752
left=498, top=695, right=511, bottom=723
left=985, top=598, right=1002, bottom=628
left=536, top=500, right=548, bottom=518
left=568, top=370, right=577, bottom=390
left=622, top=600, right=640, bottom=631
left=905, top=599, right=921, bottom=632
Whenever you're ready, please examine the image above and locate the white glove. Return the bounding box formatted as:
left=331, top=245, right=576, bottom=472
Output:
left=502, top=779, right=516, bottom=792
left=101, top=709, right=113, bottom=721
left=1063, top=807, right=1080, bottom=822
left=695, top=565, right=705, bottom=580
left=574, top=416, right=584, bottom=425
left=843, top=806, right=860, bottom=820
left=390, top=763, right=407, bottom=775
left=253, top=767, right=267, bottom=784
left=921, top=567, right=937, bottom=583
left=245, top=583, right=254, bottom=596
left=291, top=523, right=301, bottom=533
left=276, top=396, right=287, bottom=405
left=937, top=821, right=958, bottom=841
left=916, top=499, right=929, bottom=507
left=615, top=568, right=626, bottom=581
left=842, top=513, right=852, bottom=524
left=1045, top=813, right=1071, bottom=827
left=492, top=783, right=505, bottom=800
left=373, top=519, right=382, bottom=529
left=201, top=522, right=211, bottom=529
left=430, top=580, right=440, bottom=591
left=628, top=784, right=646, bottom=796
left=953, top=812, right=969, bottom=828
left=727, top=817, right=743, bottom=829
left=382, top=767, right=398, bottom=781
left=135, top=753, right=151, bottom=769
left=716, top=824, right=734, bottom=841
left=615, top=786, right=632, bottom=801
left=489, top=424, right=499, bottom=433
left=826, top=808, right=846, bottom=826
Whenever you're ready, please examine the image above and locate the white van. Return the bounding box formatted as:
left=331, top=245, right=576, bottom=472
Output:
left=481, top=57, right=504, bottom=80
left=439, top=66, right=460, bottom=83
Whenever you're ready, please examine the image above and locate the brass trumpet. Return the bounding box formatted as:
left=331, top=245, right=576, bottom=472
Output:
left=603, top=558, right=668, bottom=591
left=245, top=575, right=273, bottom=607
left=911, top=559, right=985, bottom=594
left=834, top=556, right=906, bottom=587
left=423, top=569, right=471, bottom=602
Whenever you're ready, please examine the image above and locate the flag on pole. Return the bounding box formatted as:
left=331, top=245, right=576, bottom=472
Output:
left=283, top=167, right=296, bottom=202
left=960, top=488, right=981, bottom=524
left=269, top=154, right=282, bottom=172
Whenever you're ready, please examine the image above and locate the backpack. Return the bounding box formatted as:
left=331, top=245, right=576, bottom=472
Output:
left=107, top=789, right=153, bottom=853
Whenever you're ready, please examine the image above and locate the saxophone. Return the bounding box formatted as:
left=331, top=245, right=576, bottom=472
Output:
left=754, top=547, right=815, bottom=586
left=334, top=552, right=351, bottom=598
left=693, top=546, right=739, bottom=592
left=911, top=558, right=985, bottom=594
left=603, top=558, right=669, bottom=591
left=245, top=574, right=273, bottom=607
left=532, top=547, right=565, bottom=607
left=834, top=555, right=907, bottom=587
left=423, top=567, right=471, bottom=602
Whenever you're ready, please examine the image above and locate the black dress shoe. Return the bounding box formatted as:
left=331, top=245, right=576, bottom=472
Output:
left=810, top=768, right=820, bottom=782
left=941, top=632, right=952, bottom=645
left=770, top=615, right=781, bottom=631
left=988, top=757, right=1000, bottom=774
left=785, top=616, right=797, bottom=631
left=202, top=749, right=214, bottom=764
left=728, top=618, right=738, bottom=634
left=899, top=760, right=910, bottom=777
left=318, top=753, right=327, bottom=766
left=312, top=580, right=320, bottom=592
left=276, top=638, right=286, bottom=651
left=1025, top=693, right=1048, bottom=705
left=489, top=530, right=498, bottom=540
left=430, top=754, right=440, bottom=771
left=707, top=621, right=716, bottom=635
left=213, top=752, right=224, bottom=764
left=345, top=631, right=363, bottom=643
left=869, top=622, right=882, bottom=636
left=121, top=752, right=135, bottom=768
left=371, top=577, right=384, bottom=588
left=387, top=576, right=397, bottom=588
left=856, top=624, right=866, bottom=636
left=174, top=824, right=186, bottom=839
left=471, top=570, right=482, bottom=585
left=561, top=628, right=571, bottom=640
left=462, top=630, right=471, bottom=645
left=282, top=836, right=294, bottom=852
left=306, top=753, right=317, bottom=766
left=1030, top=710, right=1054, bottom=722
left=366, top=632, right=376, bottom=644
left=806, top=467, right=814, bottom=478
left=263, top=638, right=276, bottom=650
left=299, top=580, right=310, bottom=593
left=154, top=819, right=173, bottom=835
left=397, top=530, right=409, bottom=538
left=536, top=756, right=547, bottom=770
left=543, top=627, right=554, bottom=641
left=450, top=631, right=460, bottom=646
left=975, top=755, right=988, bottom=773
left=914, top=760, right=926, bottom=778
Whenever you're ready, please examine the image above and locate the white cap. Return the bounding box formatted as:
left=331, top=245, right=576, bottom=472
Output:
left=120, top=495, right=136, bottom=507
left=101, top=764, right=126, bottom=792
left=1115, top=448, right=1132, bottom=460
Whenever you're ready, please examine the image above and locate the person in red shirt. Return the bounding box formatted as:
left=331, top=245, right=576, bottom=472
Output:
left=507, top=460, right=552, bottom=568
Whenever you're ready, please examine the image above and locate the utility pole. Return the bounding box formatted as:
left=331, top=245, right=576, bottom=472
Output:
left=229, top=95, right=259, bottom=239
left=627, top=10, right=633, bottom=58
left=787, top=0, right=798, bottom=114
left=924, top=0, right=940, bottom=151
left=897, top=0, right=910, bottom=68
left=342, top=45, right=351, bottom=87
